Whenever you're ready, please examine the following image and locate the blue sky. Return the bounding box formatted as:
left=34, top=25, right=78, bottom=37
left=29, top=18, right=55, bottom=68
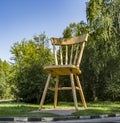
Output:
left=0, top=0, right=89, bottom=62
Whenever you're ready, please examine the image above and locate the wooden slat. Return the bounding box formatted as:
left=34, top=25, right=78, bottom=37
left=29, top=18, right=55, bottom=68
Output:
left=44, top=65, right=81, bottom=75
left=58, top=87, right=72, bottom=90
left=74, top=45, right=79, bottom=65
left=49, top=87, right=72, bottom=91
left=50, top=34, right=88, bottom=45
left=60, top=46, right=63, bottom=65
left=53, top=45, right=58, bottom=65
left=65, top=46, right=68, bottom=65
left=70, top=45, right=73, bottom=64
left=77, top=42, right=85, bottom=67
left=49, top=87, right=82, bottom=91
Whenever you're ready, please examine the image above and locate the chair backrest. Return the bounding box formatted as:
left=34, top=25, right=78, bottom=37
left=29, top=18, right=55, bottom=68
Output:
left=50, top=34, right=88, bottom=67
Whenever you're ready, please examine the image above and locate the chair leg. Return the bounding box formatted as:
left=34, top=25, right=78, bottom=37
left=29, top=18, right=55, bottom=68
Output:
left=54, top=75, right=59, bottom=108
left=75, top=74, right=87, bottom=109
left=39, top=73, right=51, bottom=110
left=70, top=72, right=78, bottom=110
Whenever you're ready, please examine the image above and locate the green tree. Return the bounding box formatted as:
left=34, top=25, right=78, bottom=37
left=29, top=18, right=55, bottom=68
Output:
left=2, top=61, right=13, bottom=99
left=85, top=0, right=120, bottom=101
left=0, top=59, right=5, bottom=98
left=63, top=21, right=89, bottom=38
left=62, top=0, right=120, bottom=101
left=0, top=59, right=12, bottom=99
left=10, top=33, right=54, bottom=103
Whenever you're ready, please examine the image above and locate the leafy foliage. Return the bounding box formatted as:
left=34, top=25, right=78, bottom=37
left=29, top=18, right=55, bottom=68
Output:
left=62, top=0, right=120, bottom=101
left=0, top=59, right=12, bottom=99
left=86, top=0, right=120, bottom=101
left=10, top=33, right=54, bottom=103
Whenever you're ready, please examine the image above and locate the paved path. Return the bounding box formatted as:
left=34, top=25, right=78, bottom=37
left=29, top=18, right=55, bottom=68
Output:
left=31, top=108, right=78, bottom=116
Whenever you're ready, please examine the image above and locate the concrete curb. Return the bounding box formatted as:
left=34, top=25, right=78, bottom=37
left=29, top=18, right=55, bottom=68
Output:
left=0, top=114, right=120, bottom=122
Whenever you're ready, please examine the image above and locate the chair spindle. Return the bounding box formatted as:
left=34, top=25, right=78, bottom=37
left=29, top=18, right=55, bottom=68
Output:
left=74, top=45, right=79, bottom=65
left=70, top=45, right=73, bottom=64
left=53, top=45, right=58, bottom=65
left=77, top=42, right=85, bottom=67
left=65, top=45, right=68, bottom=65
left=60, top=45, right=63, bottom=65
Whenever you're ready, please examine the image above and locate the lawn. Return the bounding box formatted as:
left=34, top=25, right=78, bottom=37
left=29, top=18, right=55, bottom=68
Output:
left=73, top=101, right=120, bottom=116
left=0, top=100, right=120, bottom=117
left=0, top=100, right=58, bottom=117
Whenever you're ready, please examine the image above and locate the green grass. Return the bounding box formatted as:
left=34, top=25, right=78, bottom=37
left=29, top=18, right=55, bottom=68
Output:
left=74, top=101, right=120, bottom=116
left=0, top=100, right=120, bottom=117
left=0, top=101, right=58, bottom=117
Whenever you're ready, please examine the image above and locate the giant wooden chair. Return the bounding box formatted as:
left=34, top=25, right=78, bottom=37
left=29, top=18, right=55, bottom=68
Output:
left=39, top=34, right=88, bottom=110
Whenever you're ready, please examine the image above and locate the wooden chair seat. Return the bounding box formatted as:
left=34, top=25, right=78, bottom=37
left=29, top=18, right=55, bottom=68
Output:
left=44, top=65, right=81, bottom=75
